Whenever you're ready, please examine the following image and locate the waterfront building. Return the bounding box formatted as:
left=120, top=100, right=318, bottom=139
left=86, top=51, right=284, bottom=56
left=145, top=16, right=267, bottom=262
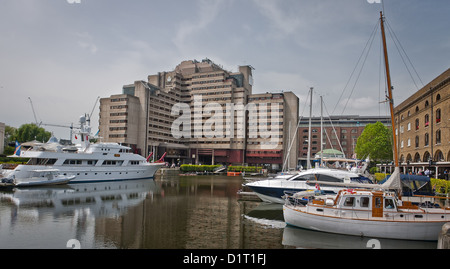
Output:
left=298, top=115, right=391, bottom=167
left=247, top=92, right=299, bottom=170
left=99, top=59, right=298, bottom=169
left=393, top=68, right=449, bottom=178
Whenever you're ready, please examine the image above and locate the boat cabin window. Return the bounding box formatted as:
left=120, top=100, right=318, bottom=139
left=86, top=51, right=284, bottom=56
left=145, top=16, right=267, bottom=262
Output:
left=343, top=197, right=355, bottom=207
left=360, top=197, right=370, bottom=208
left=27, top=158, right=57, bottom=165
left=290, top=174, right=314, bottom=181
left=374, top=197, right=382, bottom=208
left=102, top=160, right=124, bottom=166
left=63, top=159, right=82, bottom=165
left=316, top=174, right=341, bottom=183
left=385, top=198, right=395, bottom=209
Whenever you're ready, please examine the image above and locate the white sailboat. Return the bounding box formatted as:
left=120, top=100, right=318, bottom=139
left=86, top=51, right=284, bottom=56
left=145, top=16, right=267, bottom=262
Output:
left=283, top=11, right=450, bottom=241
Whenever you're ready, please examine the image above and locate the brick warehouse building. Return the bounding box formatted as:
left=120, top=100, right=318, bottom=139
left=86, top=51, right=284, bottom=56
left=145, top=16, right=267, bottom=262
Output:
left=99, top=59, right=298, bottom=170
left=297, top=115, right=391, bottom=168
left=392, top=68, right=449, bottom=178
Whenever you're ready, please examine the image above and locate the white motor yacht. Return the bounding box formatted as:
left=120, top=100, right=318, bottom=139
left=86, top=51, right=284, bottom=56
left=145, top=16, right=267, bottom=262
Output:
left=245, top=168, right=373, bottom=204
left=3, top=116, right=164, bottom=186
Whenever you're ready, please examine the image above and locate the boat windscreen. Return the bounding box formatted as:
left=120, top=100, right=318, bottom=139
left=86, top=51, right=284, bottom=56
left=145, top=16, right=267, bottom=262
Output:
left=350, top=176, right=373, bottom=184
left=289, top=174, right=316, bottom=181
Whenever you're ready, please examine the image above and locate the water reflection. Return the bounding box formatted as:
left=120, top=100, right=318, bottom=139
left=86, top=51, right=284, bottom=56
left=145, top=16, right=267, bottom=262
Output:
left=282, top=226, right=436, bottom=249
left=0, top=179, right=159, bottom=248
left=0, top=174, right=440, bottom=249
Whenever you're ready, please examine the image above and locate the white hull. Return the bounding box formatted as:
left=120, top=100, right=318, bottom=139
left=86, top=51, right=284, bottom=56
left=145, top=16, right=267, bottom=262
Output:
left=9, top=163, right=164, bottom=184
left=254, top=192, right=286, bottom=204
left=283, top=205, right=447, bottom=241
left=245, top=168, right=372, bottom=204
left=15, top=175, right=75, bottom=187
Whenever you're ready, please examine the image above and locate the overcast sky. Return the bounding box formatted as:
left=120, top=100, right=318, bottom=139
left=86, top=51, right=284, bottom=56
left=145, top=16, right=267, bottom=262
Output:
left=0, top=0, right=449, bottom=139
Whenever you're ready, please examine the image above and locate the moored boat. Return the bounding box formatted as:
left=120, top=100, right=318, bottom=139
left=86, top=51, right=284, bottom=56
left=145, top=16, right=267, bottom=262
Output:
left=283, top=10, right=448, bottom=242
left=283, top=187, right=450, bottom=241
left=13, top=169, right=75, bottom=187
left=245, top=167, right=373, bottom=204
left=3, top=115, right=165, bottom=185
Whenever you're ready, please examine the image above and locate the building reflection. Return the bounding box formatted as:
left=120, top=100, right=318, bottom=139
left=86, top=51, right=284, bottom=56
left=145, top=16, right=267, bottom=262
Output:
left=94, top=175, right=285, bottom=249
left=0, top=175, right=439, bottom=249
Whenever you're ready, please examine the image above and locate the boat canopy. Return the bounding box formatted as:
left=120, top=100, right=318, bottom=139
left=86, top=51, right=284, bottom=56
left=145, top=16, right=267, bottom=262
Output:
left=379, top=172, right=433, bottom=196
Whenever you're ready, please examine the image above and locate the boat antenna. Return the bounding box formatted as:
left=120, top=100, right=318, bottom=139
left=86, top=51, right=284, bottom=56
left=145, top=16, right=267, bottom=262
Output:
left=380, top=11, right=398, bottom=168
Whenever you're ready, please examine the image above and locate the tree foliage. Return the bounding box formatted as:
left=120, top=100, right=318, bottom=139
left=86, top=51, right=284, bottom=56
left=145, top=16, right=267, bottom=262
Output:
left=10, top=123, right=52, bottom=143
left=355, top=121, right=393, bottom=162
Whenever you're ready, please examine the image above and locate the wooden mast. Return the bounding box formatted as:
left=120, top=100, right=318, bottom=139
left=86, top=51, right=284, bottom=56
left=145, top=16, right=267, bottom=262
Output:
left=380, top=11, right=399, bottom=167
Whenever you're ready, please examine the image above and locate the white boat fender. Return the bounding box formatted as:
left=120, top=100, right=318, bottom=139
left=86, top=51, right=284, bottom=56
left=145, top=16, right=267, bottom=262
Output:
left=325, top=199, right=334, bottom=206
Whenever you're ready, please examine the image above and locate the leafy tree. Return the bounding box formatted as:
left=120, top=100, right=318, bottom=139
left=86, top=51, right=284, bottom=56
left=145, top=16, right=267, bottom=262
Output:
left=11, top=124, right=52, bottom=143
left=355, top=121, right=393, bottom=162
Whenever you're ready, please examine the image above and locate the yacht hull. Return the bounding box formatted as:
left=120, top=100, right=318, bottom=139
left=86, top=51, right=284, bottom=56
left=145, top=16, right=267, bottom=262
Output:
left=7, top=163, right=164, bottom=184
left=283, top=204, right=447, bottom=241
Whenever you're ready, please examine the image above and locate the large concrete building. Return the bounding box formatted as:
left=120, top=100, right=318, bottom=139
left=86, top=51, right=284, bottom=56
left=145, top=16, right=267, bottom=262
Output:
left=394, top=68, right=449, bottom=177
left=99, top=59, right=298, bottom=169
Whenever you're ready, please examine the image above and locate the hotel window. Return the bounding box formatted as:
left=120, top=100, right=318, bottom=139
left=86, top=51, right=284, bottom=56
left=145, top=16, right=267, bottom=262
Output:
left=424, top=114, right=429, bottom=127
left=424, top=133, right=429, bottom=146
left=436, top=109, right=441, bottom=123
left=407, top=122, right=411, bottom=131
left=407, top=138, right=411, bottom=147
left=415, top=118, right=419, bottom=130
left=415, top=136, right=419, bottom=148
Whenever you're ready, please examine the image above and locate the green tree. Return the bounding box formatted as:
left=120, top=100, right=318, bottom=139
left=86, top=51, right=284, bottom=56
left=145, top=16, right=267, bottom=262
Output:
left=11, top=123, right=52, bottom=143
left=355, top=121, right=393, bottom=162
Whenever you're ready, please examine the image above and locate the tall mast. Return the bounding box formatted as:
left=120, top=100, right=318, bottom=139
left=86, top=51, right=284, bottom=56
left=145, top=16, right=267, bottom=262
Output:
left=380, top=11, right=399, bottom=167
left=307, top=87, right=313, bottom=169
left=320, top=95, right=324, bottom=167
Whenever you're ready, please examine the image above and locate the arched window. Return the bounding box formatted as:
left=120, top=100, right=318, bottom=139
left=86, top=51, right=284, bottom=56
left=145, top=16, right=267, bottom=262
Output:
left=415, top=106, right=419, bottom=113
left=436, top=108, right=441, bottom=123
left=425, top=100, right=429, bottom=107
left=424, top=114, right=429, bottom=127
left=424, top=133, right=429, bottom=146
left=415, top=136, right=419, bottom=148
left=436, top=129, right=441, bottom=144
left=414, top=152, right=421, bottom=162
left=434, top=150, right=444, bottom=162
left=415, top=118, right=419, bottom=130
left=406, top=154, right=412, bottom=162
left=436, top=94, right=441, bottom=101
